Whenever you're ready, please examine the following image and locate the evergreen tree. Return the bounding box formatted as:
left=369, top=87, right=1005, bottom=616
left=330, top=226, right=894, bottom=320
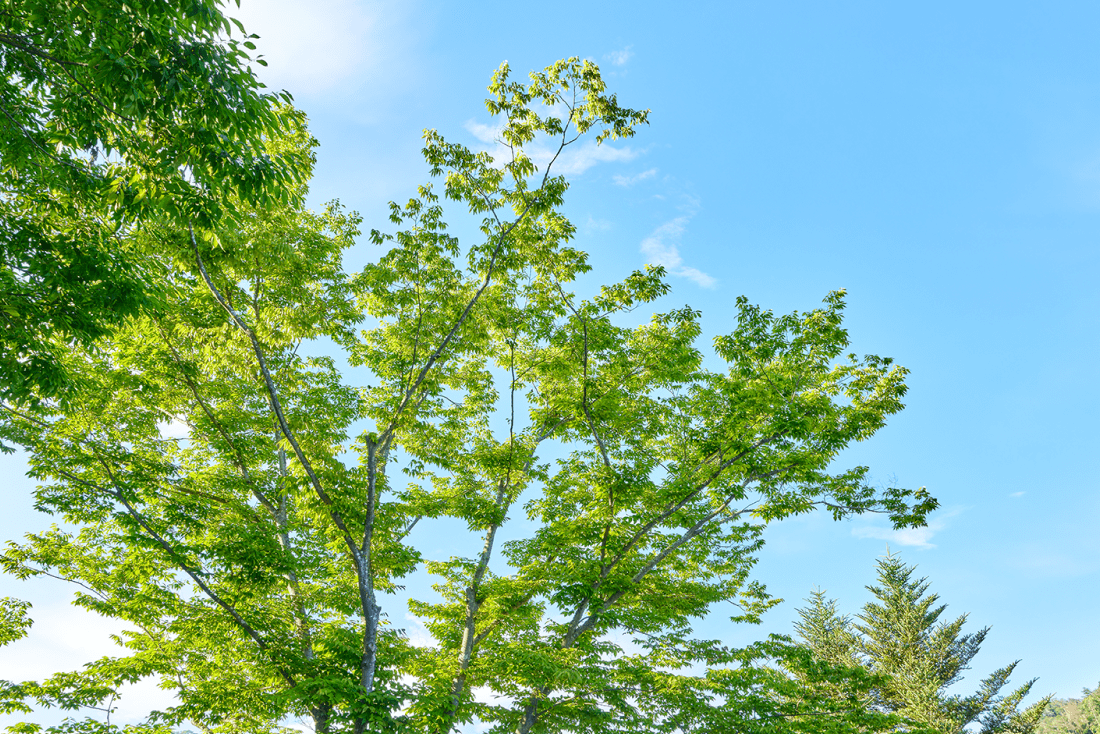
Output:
left=795, top=555, right=1049, bottom=734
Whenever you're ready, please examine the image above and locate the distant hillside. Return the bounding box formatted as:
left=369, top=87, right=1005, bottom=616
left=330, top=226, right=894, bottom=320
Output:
left=1038, top=686, right=1100, bottom=734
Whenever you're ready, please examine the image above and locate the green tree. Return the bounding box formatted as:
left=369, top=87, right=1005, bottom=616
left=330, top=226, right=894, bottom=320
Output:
left=0, top=58, right=936, bottom=734
left=1037, top=687, right=1100, bottom=734
left=795, top=555, right=1049, bottom=734
left=0, top=0, right=308, bottom=404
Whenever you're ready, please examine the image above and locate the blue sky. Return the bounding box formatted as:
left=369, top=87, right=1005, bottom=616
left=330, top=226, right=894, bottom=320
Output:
left=3, top=0, right=1099, bottom=724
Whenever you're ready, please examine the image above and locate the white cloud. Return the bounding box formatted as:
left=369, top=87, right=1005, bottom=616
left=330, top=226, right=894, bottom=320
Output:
left=157, top=417, right=190, bottom=440
left=403, top=612, right=434, bottom=648
left=853, top=524, right=940, bottom=550
left=852, top=507, right=963, bottom=550
left=1, top=601, right=128, bottom=682
left=639, top=213, right=717, bottom=289
left=613, top=168, right=657, bottom=186
left=231, top=0, right=415, bottom=95
left=604, top=46, right=634, bottom=67
left=1009, top=491, right=1026, bottom=497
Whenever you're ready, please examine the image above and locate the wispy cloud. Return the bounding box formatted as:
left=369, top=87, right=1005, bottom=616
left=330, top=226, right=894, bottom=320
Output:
left=613, top=168, right=657, bottom=186
left=640, top=221, right=716, bottom=289
left=1009, top=491, right=1026, bottom=497
left=852, top=507, right=963, bottom=550
left=639, top=199, right=716, bottom=289
left=584, top=216, right=613, bottom=232
left=554, top=141, right=638, bottom=174
left=1008, top=542, right=1100, bottom=577
left=464, top=120, right=640, bottom=176
left=604, top=46, right=634, bottom=67
left=465, top=119, right=504, bottom=144
left=853, top=524, right=940, bottom=550
left=404, top=613, right=434, bottom=648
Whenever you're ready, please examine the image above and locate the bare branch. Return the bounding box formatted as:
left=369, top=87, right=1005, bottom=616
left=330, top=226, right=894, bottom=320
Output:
left=398, top=514, right=422, bottom=540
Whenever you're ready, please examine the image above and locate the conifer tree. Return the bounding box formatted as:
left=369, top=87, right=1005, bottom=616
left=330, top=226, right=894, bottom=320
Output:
left=795, top=555, right=1049, bottom=734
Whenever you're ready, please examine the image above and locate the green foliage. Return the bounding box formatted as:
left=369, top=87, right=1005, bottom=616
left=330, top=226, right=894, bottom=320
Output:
left=1037, top=687, right=1100, bottom=734
left=0, top=0, right=309, bottom=405
left=795, top=555, right=1049, bottom=734
left=0, top=596, right=31, bottom=646
left=0, top=59, right=936, bottom=733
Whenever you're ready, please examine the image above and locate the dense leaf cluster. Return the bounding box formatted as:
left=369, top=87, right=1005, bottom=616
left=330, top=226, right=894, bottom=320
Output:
left=0, top=0, right=308, bottom=403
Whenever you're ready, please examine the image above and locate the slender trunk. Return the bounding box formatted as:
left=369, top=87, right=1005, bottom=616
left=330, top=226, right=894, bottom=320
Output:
left=276, top=446, right=315, bottom=660
left=441, top=481, right=506, bottom=731
left=360, top=556, right=381, bottom=690
left=351, top=438, right=384, bottom=734
left=444, top=526, right=499, bottom=724
left=515, top=600, right=591, bottom=733
left=359, top=437, right=382, bottom=692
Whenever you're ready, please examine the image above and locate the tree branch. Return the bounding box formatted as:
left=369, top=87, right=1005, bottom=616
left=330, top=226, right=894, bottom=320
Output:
left=54, top=463, right=296, bottom=688
left=0, top=32, right=89, bottom=66
left=155, top=321, right=279, bottom=517
left=378, top=126, right=576, bottom=446
left=190, top=226, right=359, bottom=556
left=601, top=431, right=789, bottom=578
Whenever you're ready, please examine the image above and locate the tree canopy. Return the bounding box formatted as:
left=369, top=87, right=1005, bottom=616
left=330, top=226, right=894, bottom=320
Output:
left=1, top=58, right=937, bottom=733
left=1037, top=687, right=1100, bottom=734
left=0, top=0, right=308, bottom=404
